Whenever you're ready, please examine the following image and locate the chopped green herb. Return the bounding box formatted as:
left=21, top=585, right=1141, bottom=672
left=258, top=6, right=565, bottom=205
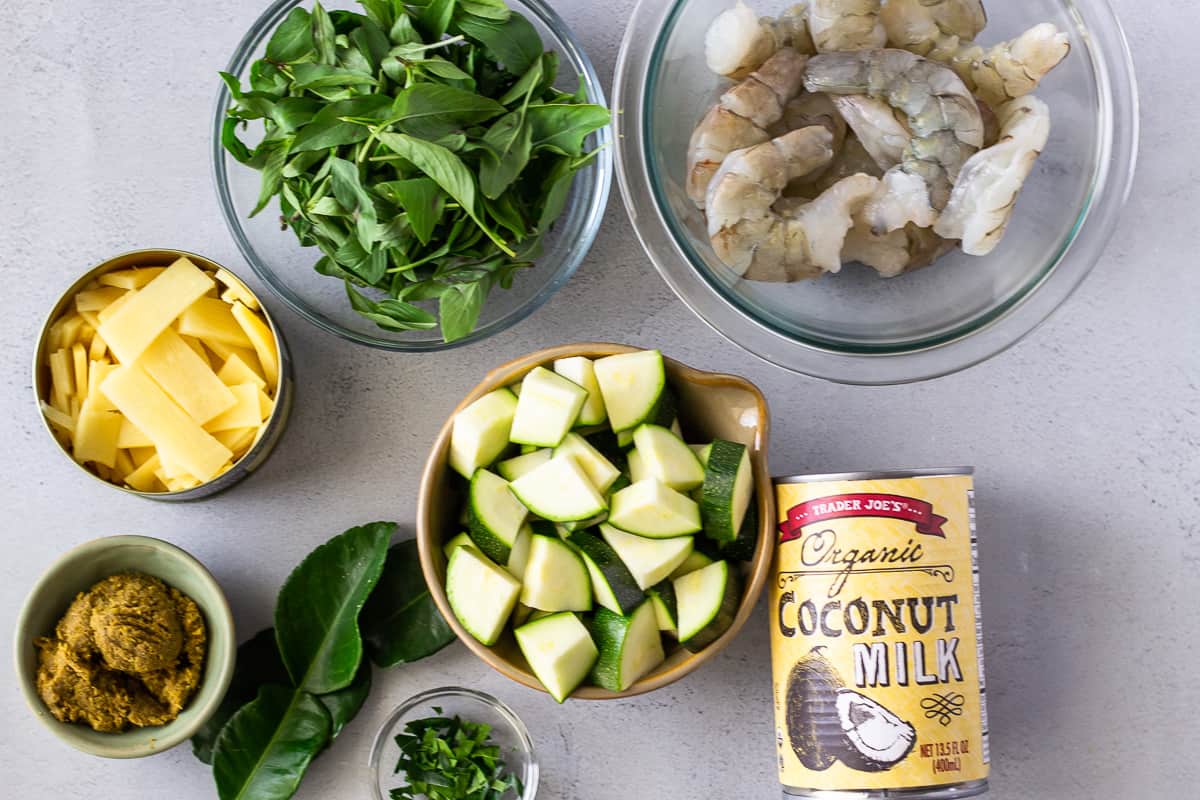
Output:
left=221, top=0, right=609, bottom=342
left=389, top=710, right=524, bottom=800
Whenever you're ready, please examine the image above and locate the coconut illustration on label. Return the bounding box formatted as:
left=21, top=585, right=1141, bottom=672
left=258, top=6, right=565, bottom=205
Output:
left=786, top=647, right=916, bottom=773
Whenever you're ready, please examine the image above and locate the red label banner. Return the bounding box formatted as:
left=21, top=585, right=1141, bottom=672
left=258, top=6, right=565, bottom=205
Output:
left=778, top=493, right=948, bottom=542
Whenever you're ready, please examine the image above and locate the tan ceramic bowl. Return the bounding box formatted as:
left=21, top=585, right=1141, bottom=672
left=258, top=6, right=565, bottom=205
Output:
left=13, top=535, right=236, bottom=757
left=417, top=343, right=774, bottom=700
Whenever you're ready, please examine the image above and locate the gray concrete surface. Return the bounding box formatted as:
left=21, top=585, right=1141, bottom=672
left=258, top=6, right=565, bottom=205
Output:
left=0, top=0, right=1194, bottom=797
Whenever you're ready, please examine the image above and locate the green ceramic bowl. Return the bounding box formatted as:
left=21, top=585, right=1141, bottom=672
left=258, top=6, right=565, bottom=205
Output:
left=13, top=535, right=236, bottom=758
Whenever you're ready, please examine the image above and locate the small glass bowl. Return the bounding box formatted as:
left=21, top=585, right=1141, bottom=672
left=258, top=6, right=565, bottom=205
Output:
left=614, top=0, right=1139, bottom=384
left=368, top=687, right=538, bottom=800
left=212, top=0, right=612, bottom=352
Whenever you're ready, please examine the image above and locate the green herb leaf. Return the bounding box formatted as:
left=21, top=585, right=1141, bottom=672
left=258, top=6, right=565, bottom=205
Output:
left=274, top=521, right=392, bottom=694
left=389, top=12, right=423, bottom=45
left=291, top=94, right=391, bottom=151
left=221, top=118, right=255, bottom=165
left=416, top=0, right=457, bottom=39
left=389, top=83, right=506, bottom=140
left=454, top=10, right=542, bottom=75
left=360, top=539, right=457, bottom=666
left=212, top=685, right=331, bottom=800
left=459, top=0, right=511, bottom=21
left=388, top=711, right=523, bottom=800
left=318, top=660, right=372, bottom=740
left=376, top=178, right=445, bottom=245
left=377, top=132, right=512, bottom=255
left=311, top=2, right=337, bottom=65
left=290, top=62, right=378, bottom=91
left=439, top=280, right=488, bottom=342
left=527, top=103, right=610, bottom=156
left=251, top=139, right=290, bottom=217
left=191, top=629, right=291, bottom=765
left=266, top=7, right=315, bottom=64
left=479, top=111, right=533, bottom=199
left=349, top=19, right=391, bottom=71
left=346, top=282, right=439, bottom=331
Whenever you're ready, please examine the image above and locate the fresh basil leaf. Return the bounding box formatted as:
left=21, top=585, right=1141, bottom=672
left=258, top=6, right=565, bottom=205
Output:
left=291, top=94, right=390, bottom=151
left=376, top=299, right=439, bottom=326
left=377, top=132, right=511, bottom=255
left=265, top=7, right=314, bottom=64
left=376, top=178, right=445, bottom=245
left=309, top=195, right=346, bottom=216
left=497, top=55, right=544, bottom=107
left=389, top=83, right=505, bottom=139
left=191, top=629, right=291, bottom=765
left=537, top=150, right=598, bottom=233
left=250, top=139, right=290, bottom=217
left=349, top=18, right=391, bottom=71
left=333, top=237, right=386, bottom=283
left=318, top=660, right=371, bottom=740
left=479, top=111, right=532, bottom=198
left=219, top=71, right=243, bottom=101
left=526, top=103, right=610, bottom=156
left=250, top=60, right=290, bottom=95
left=329, top=158, right=377, bottom=221
left=439, top=279, right=488, bottom=342
left=358, top=0, right=395, bottom=30
left=221, top=118, right=254, bottom=164
left=483, top=191, right=529, bottom=239
left=415, top=0, right=456, bottom=39
left=290, top=62, right=378, bottom=90
left=274, top=521, right=392, bottom=694
left=311, top=2, right=337, bottom=65
left=271, top=96, right=323, bottom=133
left=360, top=539, right=458, bottom=666
left=389, top=12, right=423, bottom=45
left=396, top=280, right=450, bottom=301
left=414, top=56, right=475, bottom=84
left=459, top=0, right=511, bottom=21
left=212, top=685, right=331, bottom=800
left=454, top=11, right=542, bottom=76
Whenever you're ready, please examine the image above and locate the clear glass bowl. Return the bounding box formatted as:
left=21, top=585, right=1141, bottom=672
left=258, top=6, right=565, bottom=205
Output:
left=368, top=687, right=538, bottom=800
left=614, top=0, right=1139, bottom=384
left=213, top=0, right=612, bottom=351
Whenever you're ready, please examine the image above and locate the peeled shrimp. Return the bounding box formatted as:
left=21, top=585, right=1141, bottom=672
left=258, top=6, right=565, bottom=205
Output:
left=880, top=0, right=987, bottom=59
left=687, top=48, right=808, bottom=208
left=950, top=24, right=1070, bottom=109
left=934, top=95, right=1051, bottom=256
left=860, top=169, right=938, bottom=234
left=830, top=95, right=910, bottom=170
left=785, top=133, right=882, bottom=200
left=804, top=49, right=984, bottom=208
left=843, top=221, right=954, bottom=277
left=707, top=126, right=881, bottom=282
left=808, top=0, right=887, bottom=53
left=705, top=2, right=815, bottom=79
left=777, top=92, right=847, bottom=183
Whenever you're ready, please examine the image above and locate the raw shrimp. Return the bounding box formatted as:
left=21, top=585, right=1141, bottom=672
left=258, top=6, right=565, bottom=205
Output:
left=880, top=0, right=987, bottom=59
left=830, top=95, right=910, bottom=170
left=843, top=221, right=953, bottom=277
left=777, top=91, right=847, bottom=182
left=784, top=134, right=882, bottom=200
left=808, top=0, right=887, bottom=53
left=804, top=48, right=984, bottom=208
left=950, top=24, right=1070, bottom=109
left=860, top=169, right=938, bottom=234
left=687, top=48, right=808, bottom=208
left=705, top=1, right=814, bottom=79
left=934, top=95, right=1051, bottom=255
left=706, top=126, right=881, bottom=282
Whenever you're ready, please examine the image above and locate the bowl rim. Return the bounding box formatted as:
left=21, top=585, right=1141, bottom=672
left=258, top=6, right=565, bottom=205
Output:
left=211, top=0, right=614, bottom=352
left=13, top=534, right=237, bottom=758
left=367, top=686, right=539, bottom=800
left=612, top=0, right=1141, bottom=385
left=416, top=342, right=775, bottom=700
left=31, top=248, right=293, bottom=501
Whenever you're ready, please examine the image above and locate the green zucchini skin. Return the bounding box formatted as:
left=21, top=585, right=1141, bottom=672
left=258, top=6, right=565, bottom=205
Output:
left=568, top=530, right=645, bottom=615
left=699, top=439, right=751, bottom=544
left=680, top=565, right=742, bottom=653
left=646, top=580, right=679, bottom=633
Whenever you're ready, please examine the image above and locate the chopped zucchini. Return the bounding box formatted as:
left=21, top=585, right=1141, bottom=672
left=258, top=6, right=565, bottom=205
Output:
left=593, top=350, right=666, bottom=432
left=520, top=534, right=592, bottom=612
left=509, top=366, right=588, bottom=447
left=645, top=581, right=678, bottom=634
left=589, top=602, right=665, bottom=692
left=515, top=612, right=598, bottom=703
left=568, top=530, right=644, bottom=615
left=506, top=524, right=532, bottom=580
left=599, top=523, right=694, bottom=590
left=553, top=432, right=621, bottom=494
left=554, top=356, right=607, bottom=427
left=669, top=550, right=715, bottom=580
left=632, top=424, right=706, bottom=491
left=497, top=448, right=552, bottom=481
left=509, top=455, right=608, bottom=522
left=446, top=546, right=521, bottom=646
left=608, top=479, right=702, bottom=538
left=699, top=439, right=753, bottom=544
left=442, top=531, right=473, bottom=562
left=467, top=469, right=528, bottom=564
left=449, top=388, right=517, bottom=478
left=675, top=560, right=741, bottom=652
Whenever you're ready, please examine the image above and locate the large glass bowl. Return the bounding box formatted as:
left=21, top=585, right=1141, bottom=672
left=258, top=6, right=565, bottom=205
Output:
left=614, top=0, right=1138, bottom=384
left=213, top=0, right=612, bottom=351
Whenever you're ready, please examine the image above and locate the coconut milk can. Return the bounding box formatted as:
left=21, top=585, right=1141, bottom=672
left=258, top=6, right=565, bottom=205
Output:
left=770, top=469, right=989, bottom=798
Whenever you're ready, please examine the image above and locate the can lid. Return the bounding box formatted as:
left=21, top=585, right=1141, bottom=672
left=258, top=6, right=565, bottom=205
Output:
left=773, top=467, right=974, bottom=484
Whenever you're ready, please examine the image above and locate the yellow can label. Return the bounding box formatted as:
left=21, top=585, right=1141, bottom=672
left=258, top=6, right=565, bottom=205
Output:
left=771, top=474, right=989, bottom=791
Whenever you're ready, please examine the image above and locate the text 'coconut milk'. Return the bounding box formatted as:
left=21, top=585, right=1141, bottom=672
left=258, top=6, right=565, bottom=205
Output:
left=770, top=469, right=988, bottom=798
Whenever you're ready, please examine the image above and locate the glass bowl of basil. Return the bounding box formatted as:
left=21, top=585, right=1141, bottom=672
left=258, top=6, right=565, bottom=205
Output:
left=213, top=0, right=612, bottom=349
left=368, top=686, right=538, bottom=800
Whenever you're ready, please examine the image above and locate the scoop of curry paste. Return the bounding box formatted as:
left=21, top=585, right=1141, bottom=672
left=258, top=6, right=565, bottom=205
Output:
left=34, top=572, right=207, bottom=732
